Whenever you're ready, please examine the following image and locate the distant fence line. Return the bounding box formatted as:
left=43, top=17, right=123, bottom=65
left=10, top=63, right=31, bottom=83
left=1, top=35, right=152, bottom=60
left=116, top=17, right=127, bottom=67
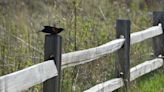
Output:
left=0, top=11, right=164, bottom=92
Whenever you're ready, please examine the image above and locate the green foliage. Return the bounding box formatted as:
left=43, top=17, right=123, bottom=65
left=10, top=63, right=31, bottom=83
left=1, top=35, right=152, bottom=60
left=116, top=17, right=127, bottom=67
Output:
left=131, top=69, right=164, bottom=92
left=0, top=0, right=163, bottom=92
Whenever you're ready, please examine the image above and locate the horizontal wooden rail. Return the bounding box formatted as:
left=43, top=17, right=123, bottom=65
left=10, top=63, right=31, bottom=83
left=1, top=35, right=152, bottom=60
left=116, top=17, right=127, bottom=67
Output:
left=84, top=58, right=163, bottom=92
left=62, top=24, right=163, bottom=68
left=131, top=23, right=163, bottom=44
left=0, top=60, right=58, bottom=92
left=0, top=23, right=162, bottom=92
left=62, top=38, right=125, bottom=68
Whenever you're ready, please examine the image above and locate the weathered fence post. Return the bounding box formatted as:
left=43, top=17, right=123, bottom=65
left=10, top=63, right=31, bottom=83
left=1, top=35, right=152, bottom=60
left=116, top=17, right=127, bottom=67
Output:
left=153, top=11, right=164, bottom=59
left=43, top=34, right=62, bottom=92
left=115, top=19, right=131, bottom=92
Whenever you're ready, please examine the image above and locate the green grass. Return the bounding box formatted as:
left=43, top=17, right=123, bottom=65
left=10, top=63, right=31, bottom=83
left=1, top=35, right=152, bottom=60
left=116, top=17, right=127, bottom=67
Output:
left=131, top=69, right=164, bottom=92
left=0, top=0, right=164, bottom=92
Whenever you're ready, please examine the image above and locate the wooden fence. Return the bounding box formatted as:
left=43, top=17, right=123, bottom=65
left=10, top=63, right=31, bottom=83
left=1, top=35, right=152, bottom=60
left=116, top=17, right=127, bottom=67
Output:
left=0, top=11, right=164, bottom=92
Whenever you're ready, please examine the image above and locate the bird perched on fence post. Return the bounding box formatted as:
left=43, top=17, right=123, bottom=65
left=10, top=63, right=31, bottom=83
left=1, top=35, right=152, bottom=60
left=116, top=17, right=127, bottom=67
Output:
left=40, top=25, right=64, bottom=34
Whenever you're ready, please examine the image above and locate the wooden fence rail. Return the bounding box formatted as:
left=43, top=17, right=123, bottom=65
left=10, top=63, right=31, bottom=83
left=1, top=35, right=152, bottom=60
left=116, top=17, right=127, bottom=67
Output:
left=62, top=38, right=125, bottom=68
left=0, top=11, right=164, bottom=92
left=62, top=23, right=163, bottom=68
left=0, top=60, right=58, bottom=92
left=84, top=58, right=163, bottom=92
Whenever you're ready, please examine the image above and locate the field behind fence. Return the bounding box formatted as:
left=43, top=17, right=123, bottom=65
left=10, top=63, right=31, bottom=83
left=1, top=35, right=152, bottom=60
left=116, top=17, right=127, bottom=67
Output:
left=0, top=1, right=164, bottom=92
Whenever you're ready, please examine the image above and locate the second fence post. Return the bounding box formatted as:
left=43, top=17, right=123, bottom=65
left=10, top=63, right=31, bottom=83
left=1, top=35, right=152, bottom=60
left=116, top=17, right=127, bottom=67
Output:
left=153, top=11, right=164, bottom=58
left=43, top=34, right=62, bottom=92
left=115, top=19, right=131, bottom=92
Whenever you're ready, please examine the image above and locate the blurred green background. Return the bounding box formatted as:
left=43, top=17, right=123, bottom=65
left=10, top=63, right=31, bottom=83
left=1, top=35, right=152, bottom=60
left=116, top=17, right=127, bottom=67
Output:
left=0, top=0, right=163, bottom=92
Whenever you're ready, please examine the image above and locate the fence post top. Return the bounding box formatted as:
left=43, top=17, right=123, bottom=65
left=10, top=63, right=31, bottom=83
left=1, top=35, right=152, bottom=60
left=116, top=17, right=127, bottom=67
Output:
left=153, top=11, right=164, bottom=14
left=116, top=19, right=130, bottom=22
left=116, top=19, right=131, bottom=26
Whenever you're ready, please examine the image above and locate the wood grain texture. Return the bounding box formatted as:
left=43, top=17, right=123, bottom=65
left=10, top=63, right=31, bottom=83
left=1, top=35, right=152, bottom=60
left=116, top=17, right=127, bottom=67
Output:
left=0, top=60, right=58, bottom=92
left=61, top=24, right=162, bottom=68
left=84, top=78, right=123, bottom=92
left=115, top=19, right=130, bottom=92
left=130, top=58, right=163, bottom=81
left=61, top=38, right=125, bottom=68
left=0, top=25, right=163, bottom=92
left=43, top=35, right=62, bottom=92
left=152, top=12, right=164, bottom=57
left=84, top=58, right=163, bottom=92
left=131, top=24, right=163, bottom=44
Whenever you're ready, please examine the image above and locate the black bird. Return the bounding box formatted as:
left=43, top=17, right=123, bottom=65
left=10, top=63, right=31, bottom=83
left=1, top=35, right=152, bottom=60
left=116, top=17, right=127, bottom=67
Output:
left=41, top=26, right=64, bottom=34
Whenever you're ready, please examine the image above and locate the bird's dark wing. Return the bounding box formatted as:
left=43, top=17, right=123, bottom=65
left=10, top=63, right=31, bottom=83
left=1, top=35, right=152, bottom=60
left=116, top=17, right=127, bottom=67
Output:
left=41, top=26, right=64, bottom=34
left=41, top=26, right=54, bottom=33
left=53, top=28, right=64, bottom=34
left=58, top=28, right=64, bottom=32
